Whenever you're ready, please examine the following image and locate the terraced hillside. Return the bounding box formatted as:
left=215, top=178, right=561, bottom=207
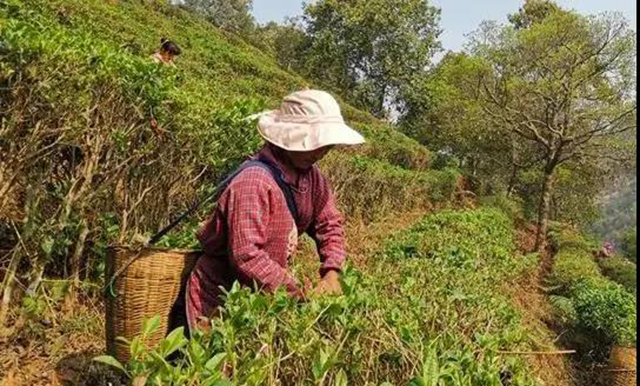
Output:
left=0, top=0, right=608, bottom=385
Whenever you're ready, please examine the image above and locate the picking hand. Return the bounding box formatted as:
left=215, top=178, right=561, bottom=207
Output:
left=313, top=270, right=342, bottom=296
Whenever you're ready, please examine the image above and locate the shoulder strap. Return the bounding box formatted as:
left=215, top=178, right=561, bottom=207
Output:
left=250, top=158, right=299, bottom=224
left=148, top=159, right=298, bottom=245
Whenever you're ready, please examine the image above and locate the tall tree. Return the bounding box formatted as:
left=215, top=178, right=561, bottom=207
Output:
left=253, top=19, right=307, bottom=72
left=472, top=9, right=636, bottom=250
left=403, top=5, right=636, bottom=251
left=182, top=0, right=255, bottom=34
left=508, top=0, right=560, bottom=30
left=299, top=0, right=441, bottom=119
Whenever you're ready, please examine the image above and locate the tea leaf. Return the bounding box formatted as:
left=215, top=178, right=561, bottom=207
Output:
left=93, top=355, right=126, bottom=373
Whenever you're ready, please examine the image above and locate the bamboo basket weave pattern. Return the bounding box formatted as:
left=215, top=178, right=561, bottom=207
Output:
left=607, top=346, right=636, bottom=386
left=105, top=245, right=200, bottom=362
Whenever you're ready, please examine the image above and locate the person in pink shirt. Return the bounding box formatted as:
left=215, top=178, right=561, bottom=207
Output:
left=173, top=90, right=365, bottom=334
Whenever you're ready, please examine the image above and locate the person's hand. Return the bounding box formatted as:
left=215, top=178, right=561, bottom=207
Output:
left=314, top=270, right=342, bottom=296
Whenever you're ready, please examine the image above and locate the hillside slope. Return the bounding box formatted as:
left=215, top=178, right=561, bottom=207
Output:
left=0, top=1, right=589, bottom=385
left=1, top=0, right=460, bottom=275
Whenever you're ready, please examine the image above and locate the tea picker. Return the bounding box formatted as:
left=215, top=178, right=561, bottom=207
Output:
left=104, top=90, right=365, bottom=362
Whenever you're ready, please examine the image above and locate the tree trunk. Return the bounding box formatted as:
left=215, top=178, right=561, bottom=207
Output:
left=535, top=170, right=555, bottom=252
left=0, top=249, right=21, bottom=326
left=71, top=220, right=89, bottom=286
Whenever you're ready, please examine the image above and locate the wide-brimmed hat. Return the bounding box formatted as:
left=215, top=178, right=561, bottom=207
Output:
left=255, top=89, right=365, bottom=151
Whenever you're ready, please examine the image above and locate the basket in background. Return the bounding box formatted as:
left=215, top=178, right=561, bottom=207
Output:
left=607, top=345, right=636, bottom=386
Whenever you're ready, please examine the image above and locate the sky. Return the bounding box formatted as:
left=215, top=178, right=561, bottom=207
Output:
left=251, top=0, right=637, bottom=55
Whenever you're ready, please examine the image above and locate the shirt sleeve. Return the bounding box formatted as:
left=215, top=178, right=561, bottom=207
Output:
left=223, top=168, right=303, bottom=298
left=307, top=174, right=347, bottom=276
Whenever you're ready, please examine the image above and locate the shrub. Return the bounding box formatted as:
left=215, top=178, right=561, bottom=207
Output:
left=549, top=248, right=603, bottom=291
left=1, top=0, right=447, bottom=283
left=570, top=277, right=636, bottom=347
left=321, top=153, right=460, bottom=222
left=479, top=193, right=525, bottom=223
left=97, top=208, right=541, bottom=385
left=548, top=295, right=577, bottom=325
left=599, top=256, right=637, bottom=294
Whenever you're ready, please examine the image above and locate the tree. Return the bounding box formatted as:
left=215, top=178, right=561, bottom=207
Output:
left=403, top=5, right=636, bottom=252
left=182, top=0, right=255, bottom=34
left=471, top=10, right=636, bottom=251
left=253, top=19, right=307, bottom=72
left=299, top=0, right=441, bottom=119
left=508, top=0, right=560, bottom=30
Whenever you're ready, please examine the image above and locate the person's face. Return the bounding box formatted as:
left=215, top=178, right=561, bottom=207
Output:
left=161, top=51, right=175, bottom=62
left=284, top=146, right=333, bottom=171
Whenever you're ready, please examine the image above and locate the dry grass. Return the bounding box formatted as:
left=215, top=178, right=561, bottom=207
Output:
left=0, top=290, right=115, bottom=385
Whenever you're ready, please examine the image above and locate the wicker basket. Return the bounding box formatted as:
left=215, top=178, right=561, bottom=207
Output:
left=105, top=245, right=201, bottom=362
left=607, top=346, right=637, bottom=386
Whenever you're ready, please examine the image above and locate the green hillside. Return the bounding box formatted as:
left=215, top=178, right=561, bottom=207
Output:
left=1, top=0, right=457, bottom=275
left=1, top=0, right=633, bottom=385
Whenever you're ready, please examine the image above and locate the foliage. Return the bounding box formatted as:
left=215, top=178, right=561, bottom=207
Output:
left=321, top=153, right=459, bottom=224
left=591, top=176, right=637, bottom=260
left=548, top=295, right=577, bottom=325
left=97, top=208, right=541, bottom=385
left=0, top=0, right=441, bottom=286
left=507, top=0, right=560, bottom=30
left=547, top=223, right=637, bottom=353
left=252, top=20, right=303, bottom=68
left=598, top=256, right=636, bottom=294
left=478, top=193, right=525, bottom=223
left=549, top=248, right=603, bottom=292
left=619, top=226, right=637, bottom=262
left=401, top=2, right=637, bottom=250
left=570, top=277, right=637, bottom=347
left=298, top=0, right=441, bottom=118
left=181, top=0, right=255, bottom=35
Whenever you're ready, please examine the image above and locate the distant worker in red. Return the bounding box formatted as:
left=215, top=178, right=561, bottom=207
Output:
left=177, top=90, right=366, bottom=333
left=151, top=37, right=181, bottom=65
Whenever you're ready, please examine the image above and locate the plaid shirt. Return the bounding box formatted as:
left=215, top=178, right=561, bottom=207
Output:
left=186, top=145, right=346, bottom=327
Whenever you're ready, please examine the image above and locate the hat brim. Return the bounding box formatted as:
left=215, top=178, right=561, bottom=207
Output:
left=257, top=110, right=365, bottom=151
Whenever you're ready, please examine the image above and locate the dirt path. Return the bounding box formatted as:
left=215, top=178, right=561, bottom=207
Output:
left=509, top=224, right=576, bottom=386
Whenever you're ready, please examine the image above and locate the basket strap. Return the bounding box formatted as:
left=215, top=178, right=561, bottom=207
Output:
left=105, top=159, right=298, bottom=298
left=105, top=248, right=144, bottom=298
left=147, top=159, right=298, bottom=246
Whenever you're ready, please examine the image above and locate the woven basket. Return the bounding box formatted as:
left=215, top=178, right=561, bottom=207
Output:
left=105, top=245, right=201, bottom=362
left=607, top=346, right=637, bottom=386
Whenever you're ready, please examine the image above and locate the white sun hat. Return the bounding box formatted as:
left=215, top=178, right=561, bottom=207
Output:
left=254, top=89, right=365, bottom=151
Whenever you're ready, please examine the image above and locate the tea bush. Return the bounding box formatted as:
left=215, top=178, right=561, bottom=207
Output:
left=548, top=249, right=603, bottom=292
left=1, top=0, right=454, bottom=285
left=321, top=153, right=460, bottom=222
left=598, top=256, right=637, bottom=294
left=570, top=277, right=636, bottom=348
left=98, top=208, right=543, bottom=385
left=547, top=223, right=637, bottom=355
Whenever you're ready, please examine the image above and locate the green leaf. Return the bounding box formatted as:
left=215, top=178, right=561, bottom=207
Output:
left=334, top=369, right=348, bottom=386
left=159, top=327, right=187, bottom=358
left=93, top=355, right=126, bottom=373
left=204, top=352, right=227, bottom=373
left=141, top=315, right=161, bottom=336
left=212, top=381, right=233, bottom=386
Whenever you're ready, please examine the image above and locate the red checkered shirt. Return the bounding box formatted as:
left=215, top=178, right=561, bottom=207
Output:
left=186, top=145, right=346, bottom=328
